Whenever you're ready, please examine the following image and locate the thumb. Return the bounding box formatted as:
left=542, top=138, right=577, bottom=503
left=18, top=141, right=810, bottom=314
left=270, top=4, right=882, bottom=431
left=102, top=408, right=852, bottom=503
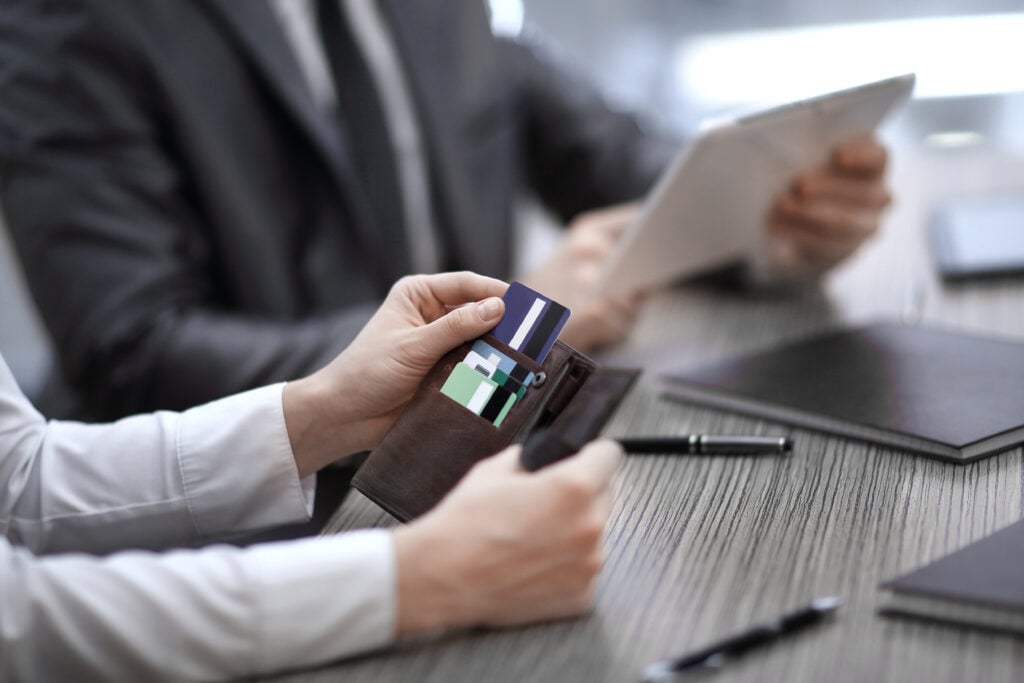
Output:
left=541, top=439, right=623, bottom=492
left=415, top=297, right=504, bottom=360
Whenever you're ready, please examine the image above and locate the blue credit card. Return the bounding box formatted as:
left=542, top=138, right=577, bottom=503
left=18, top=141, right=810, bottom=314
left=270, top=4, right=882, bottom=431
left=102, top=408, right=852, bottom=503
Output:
left=490, top=281, right=570, bottom=364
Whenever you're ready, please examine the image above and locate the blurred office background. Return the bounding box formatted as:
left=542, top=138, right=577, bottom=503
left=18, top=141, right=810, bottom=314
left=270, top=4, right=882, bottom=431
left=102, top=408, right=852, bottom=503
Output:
left=507, top=1, right=1024, bottom=138
left=3, top=0, right=1024, bottom=396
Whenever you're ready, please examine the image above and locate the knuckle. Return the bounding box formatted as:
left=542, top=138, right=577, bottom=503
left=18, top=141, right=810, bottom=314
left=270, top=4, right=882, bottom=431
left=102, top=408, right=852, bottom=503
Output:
left=557, top=475, right=594, bottom=506
left=468, top=454, right=492, bottom=475
left=443, top=307, right=466, bottom=337
left=582, top=549, right=605, bottom=576
left=395, top=329, right=419, bottom=356
left=579, top=514, right=606, bottom=547
left=574, top=271, right=595, bottom=289
left=393, top=274, right=419, bottom=292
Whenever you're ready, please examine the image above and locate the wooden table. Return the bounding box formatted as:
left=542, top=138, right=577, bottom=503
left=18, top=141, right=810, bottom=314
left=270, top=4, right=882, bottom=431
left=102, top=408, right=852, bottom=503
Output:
left=293, top=106, right=1024, bottom=683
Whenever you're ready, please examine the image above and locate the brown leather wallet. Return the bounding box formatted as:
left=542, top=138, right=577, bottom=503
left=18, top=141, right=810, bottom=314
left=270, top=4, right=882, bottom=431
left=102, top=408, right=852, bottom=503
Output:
left=351, top=334, right=639, bottom=521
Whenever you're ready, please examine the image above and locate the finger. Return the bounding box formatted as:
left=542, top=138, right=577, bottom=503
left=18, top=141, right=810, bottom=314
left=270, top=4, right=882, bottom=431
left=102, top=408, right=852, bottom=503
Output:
left=415, top=295, right=505, bottom=359
left=589, top=203, right=640, bottom=240
left=775, top=195, right=879, bottom=241
left=399, top=272, right=509, bottom=311
left=591, top=486, right=614, bottom=525
left=793, top=171, right=892, bottom=209
left=772, top=219, right=861, bottom=268
left=571, top=202, right=640, bottom=241
left=594, top=296, right=640, bottom=340
left=567, top=226, right=620, bottom=259
left=831, top=137, right=888, bottom=177
left=579, top=288, right=639, bottom=326
left=604, top=293, right=640, bottom=317
left=573, top=308, right=635, bottom=350
left=594, top=307, right=637, bottom=346
left=561, top=304, right=632, bottom=350
left=624, top=287, right=653, bottom=308
left=542, top=438, right=624, bottom=493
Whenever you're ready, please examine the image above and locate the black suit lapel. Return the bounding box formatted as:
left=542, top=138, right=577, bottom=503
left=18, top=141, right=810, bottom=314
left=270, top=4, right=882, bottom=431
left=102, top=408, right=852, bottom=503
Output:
left=204, top=0, right=400, bottom=287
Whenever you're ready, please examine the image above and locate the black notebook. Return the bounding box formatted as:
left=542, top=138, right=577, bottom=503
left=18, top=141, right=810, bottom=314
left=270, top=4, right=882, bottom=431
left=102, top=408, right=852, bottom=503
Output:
left=660, top=321, right=1024, bottom=462
left=880, top=519, right=1024, bottom=634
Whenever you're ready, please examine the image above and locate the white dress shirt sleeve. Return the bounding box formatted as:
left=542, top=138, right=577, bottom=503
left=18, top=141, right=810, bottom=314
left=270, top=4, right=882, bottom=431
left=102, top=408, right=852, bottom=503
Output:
left=0, top=358, right=312, bottom=554
left=0, top=531, right=396, bottom=680
left=0, top=356, right=398, bottom=678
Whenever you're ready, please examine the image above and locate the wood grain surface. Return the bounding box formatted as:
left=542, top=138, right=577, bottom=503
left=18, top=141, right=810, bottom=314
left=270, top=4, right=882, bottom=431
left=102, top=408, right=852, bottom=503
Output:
left=273, top=133, right=1024, bottom=682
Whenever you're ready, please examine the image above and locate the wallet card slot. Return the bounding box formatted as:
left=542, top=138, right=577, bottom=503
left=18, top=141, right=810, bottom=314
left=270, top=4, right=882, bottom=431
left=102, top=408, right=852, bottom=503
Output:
left=433, top=338, right=549, bottom=430
left=478, top=334, right=545, bottom=376
left=356, top=335, right=605, bottom=521
left=430, top=366, right=550, bottom=435
left=353, top=389, right=508, bottom=520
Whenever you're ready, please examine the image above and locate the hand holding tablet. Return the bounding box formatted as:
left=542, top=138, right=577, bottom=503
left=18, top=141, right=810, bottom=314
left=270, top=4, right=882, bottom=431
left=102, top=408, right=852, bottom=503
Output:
left=594, top=73, right=915, bottom=296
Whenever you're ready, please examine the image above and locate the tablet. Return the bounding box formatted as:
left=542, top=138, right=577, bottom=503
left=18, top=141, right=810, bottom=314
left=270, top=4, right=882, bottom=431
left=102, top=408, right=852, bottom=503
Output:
left=593, top=73, right=916, bottom=295
left=929, top=195, right=1024, bottom=281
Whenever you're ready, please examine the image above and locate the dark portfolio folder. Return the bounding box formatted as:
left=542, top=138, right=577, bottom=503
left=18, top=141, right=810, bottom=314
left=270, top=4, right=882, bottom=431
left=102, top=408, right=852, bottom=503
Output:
left=880, top=518, right=1024, bottom=634
left=660, top=321, right=1024, bottom=463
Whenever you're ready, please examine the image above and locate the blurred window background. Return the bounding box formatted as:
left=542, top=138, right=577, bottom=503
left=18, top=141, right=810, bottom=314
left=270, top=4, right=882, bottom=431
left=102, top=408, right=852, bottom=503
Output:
left=502, top=0, right=1024, bottom=146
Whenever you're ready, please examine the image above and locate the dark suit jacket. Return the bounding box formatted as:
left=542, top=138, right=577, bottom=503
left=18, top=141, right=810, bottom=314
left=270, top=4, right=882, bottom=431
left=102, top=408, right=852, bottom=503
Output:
left=0, top=0, right=673, bottom=419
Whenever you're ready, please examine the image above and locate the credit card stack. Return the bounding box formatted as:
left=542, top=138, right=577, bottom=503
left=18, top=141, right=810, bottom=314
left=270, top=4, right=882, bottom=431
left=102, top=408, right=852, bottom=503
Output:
left=439, top=281, right=570, bottom=427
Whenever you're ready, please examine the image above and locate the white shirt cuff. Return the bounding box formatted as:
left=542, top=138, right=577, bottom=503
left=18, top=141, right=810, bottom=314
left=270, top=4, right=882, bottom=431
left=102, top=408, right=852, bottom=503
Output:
left=247, top=530, right=396, bottom=671
left=176, top=383, right=312, bottom=537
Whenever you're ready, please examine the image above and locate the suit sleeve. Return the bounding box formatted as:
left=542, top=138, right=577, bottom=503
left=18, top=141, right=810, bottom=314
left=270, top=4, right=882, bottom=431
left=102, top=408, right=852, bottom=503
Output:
left=504, top=36, right=682, bottom=223
left=0, top=0, right=377, bottom=419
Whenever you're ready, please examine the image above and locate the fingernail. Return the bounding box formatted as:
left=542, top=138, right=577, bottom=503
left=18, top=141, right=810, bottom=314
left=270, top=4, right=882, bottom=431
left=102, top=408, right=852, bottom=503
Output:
left=476, top=297, right=503, bottom=321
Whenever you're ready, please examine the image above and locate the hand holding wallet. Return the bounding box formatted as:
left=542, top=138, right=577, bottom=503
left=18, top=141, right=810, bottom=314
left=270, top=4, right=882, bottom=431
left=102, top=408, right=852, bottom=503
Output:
left=352, top=282, right=639, bottom=521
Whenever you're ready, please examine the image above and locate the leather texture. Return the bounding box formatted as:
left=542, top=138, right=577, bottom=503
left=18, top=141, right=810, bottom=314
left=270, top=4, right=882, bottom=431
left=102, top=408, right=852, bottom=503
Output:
left=519, top=366, right=639, bottom=471
left=353, top=339, right=638, bottom=521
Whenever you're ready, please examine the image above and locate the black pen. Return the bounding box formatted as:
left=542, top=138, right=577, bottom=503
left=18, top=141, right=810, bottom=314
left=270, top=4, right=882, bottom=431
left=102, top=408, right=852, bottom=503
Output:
left=642, top=596, right=841, bottom=681
left=617, top=435, right=793, bottom=456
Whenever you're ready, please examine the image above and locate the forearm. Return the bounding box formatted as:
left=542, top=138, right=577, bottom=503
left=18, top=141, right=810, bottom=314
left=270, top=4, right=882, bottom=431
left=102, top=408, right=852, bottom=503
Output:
left=0, top=531, right=395, bottom=680
left=1, top=358, right=313, bottom=555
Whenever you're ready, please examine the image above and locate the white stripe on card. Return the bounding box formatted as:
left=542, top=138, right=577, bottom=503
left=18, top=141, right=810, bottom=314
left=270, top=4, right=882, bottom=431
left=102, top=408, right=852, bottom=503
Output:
left=466, top=381, right=494, bottom=414
left=464, top=351, right=496, bottom=377
left=510, top=298, right=546, bottom=350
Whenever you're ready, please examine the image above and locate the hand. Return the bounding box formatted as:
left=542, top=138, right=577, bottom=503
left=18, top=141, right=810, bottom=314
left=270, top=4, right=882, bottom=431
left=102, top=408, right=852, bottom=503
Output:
left=521, top=203, right=648, bottom=351
left=764, top=136, right=892, bottom=279
left=392, top=439, right=623, bottom=635
left=283, top=272, right=508, bottom=476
